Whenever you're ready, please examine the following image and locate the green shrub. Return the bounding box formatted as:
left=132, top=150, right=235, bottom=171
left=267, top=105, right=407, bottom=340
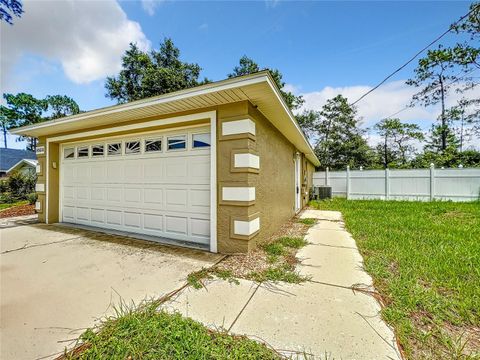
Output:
left=27, top=192, right=38, bottom=205
left=1, top=172, right=37, bottom=201
left=0, top=191, right=15, bottom=204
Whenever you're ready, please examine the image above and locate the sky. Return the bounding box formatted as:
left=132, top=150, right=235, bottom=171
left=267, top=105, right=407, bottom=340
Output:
left=1, top=0, right=478, bottom=150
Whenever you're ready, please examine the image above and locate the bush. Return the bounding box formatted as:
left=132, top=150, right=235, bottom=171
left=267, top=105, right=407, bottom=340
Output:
left=0, top=191, right=15, bottom=204
left=27, top=192, right=37, bottom=205
left=0, top=172, right=37, bottom=202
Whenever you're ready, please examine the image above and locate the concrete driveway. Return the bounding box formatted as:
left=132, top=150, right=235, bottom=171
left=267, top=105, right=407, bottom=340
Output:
left=0, top=219, right=221, bottom=360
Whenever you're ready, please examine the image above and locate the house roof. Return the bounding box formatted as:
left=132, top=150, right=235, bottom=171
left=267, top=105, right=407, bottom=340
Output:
left=0, top=148, right=36, bottom=172
left=7, top=159, right=38, bottom=174
left=11, top=71, right=320, bottom=166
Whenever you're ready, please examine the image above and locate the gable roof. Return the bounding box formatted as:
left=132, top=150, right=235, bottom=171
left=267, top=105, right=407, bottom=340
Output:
left=7, top=159, right=38, bottom=174
left=11, top=71, right=319, bottom=166
left=0, top=148, right=36, bottom=172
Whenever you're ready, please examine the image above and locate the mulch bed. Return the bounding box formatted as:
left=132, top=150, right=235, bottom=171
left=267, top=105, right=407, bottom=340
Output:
left=0, top=204, right=36, bottom=218
left=216, top=215, right=312, bottom=278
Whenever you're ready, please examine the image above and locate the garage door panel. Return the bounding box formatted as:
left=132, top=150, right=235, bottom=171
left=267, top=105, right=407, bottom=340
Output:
left=144, top=213, right=163, bottom=231
left=125, top=188, right=142, bottom=204
left=91, top=187, right=105, bottom=201
left=106, top=210, right=122, bottom=225
left=144, top=188, right=163, bottom=206
left=165, top=189, right=187, bottom=211
left=106, top=163, right=123, bottom=182
left=124, top=212, right=142, bottom=229
left=106, top=188, right=122, bottom=202
left=76, top=187, right=89, bottom=201
left=165, top=215, right=188, bottom=235
left=61, top=127, right=210, bottom=247
left=91, top=208, right=105, bottom=224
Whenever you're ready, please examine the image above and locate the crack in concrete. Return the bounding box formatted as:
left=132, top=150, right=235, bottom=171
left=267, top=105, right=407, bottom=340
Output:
left=227, top=282, right=261, bottom=332
left=1, top=236, right=84, bottom=254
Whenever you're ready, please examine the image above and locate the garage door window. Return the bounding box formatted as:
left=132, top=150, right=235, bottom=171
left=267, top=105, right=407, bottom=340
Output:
left=125, top=140, right=141, bottom=155
left=77, top=146, right=89, bottom=158
left=107, top=143, right=122, bottom=156
left=167, top=135, right=186, bottom=151
left=192, top=133, right=211, bottom=149
left=145, top=139, right=162, bottom=152
left=92, top=144, right=104, bottom=157
left=64, top=147, right=75, bottom=159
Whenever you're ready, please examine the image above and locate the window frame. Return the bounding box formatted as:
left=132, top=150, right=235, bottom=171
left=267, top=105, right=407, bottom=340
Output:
left=191, top=132, right=211, bottom=150
left=144, top=138, right=163, bottom=153
left=77, top=145, right=90, bottom=158
left=107, top=142, right=122, bottom=156
left=64, top=147, right=75, bottom=160
left=91, top=144, right=105, bottom=157
left=166, top=135, right=187, bottom=152
left=125, top=139, right=141, bottom=155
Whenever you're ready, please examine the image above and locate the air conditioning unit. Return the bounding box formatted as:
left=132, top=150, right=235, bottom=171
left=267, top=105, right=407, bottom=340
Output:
left=314, top=186, right=332, bottom=200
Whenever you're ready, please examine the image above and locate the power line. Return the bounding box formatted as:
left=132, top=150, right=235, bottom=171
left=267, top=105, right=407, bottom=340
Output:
left=351, top=3, right=479, bottom=106
left=378, top=67, right=479, bottom=121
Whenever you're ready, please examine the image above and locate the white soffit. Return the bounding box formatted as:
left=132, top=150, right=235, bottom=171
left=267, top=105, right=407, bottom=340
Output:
left=11, top=72, right=319, bottom=166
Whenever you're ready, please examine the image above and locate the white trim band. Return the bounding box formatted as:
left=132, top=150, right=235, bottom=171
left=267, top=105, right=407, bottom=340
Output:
left=35, top=183, right=45, bottom=192
left=234, top=217, right=260, bottom=236
left=35, top=201, right=41, bottom=211
left=222, top=187, right=255, bottom=202
left=234, top=153, right=260, bottom=169
left=222, top=119, right=255, bottom=136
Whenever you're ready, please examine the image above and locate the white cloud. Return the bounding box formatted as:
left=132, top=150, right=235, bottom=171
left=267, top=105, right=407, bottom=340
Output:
left=294, top=80, right=480, bottom=149
left=141, top=0, right=163, bottom=16
left=1, top=0, right=150, bottom=86
left=299, top=80, right=480, bottom=127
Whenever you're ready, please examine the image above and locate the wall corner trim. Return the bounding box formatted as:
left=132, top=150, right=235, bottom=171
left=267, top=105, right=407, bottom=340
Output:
left=221, top=119, right=256, bottom=136
left=221, top=186, right=255, bottom=202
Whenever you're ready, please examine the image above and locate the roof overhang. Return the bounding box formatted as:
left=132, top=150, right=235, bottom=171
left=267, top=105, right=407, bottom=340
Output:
left=7, top=159, right=38, bottom=173
left=11, top=71, right=319, bottom=166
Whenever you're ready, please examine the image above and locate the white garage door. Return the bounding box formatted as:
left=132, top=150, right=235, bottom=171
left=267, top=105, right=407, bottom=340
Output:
left=60, top=127, right=211, bottom=246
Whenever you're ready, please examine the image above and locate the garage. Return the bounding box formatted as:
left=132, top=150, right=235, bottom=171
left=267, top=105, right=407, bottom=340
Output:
left=59, top=126, right=211, bottom=246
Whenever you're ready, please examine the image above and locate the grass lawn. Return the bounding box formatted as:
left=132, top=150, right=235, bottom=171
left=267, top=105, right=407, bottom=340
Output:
left=62, top=300, right=281, bottom=359
left=311, top=198, right=480, bottom=360
left=0, top=200, right=28, bottom=211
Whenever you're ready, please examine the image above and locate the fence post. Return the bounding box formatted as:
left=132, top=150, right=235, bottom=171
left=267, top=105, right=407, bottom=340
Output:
left=346, top=166, right=350, bottom=199
left=325, top=167, right=329, bottom=186
left=430, top=163, right=435, bottom=201
left=385, top=168, right=390, bottom=200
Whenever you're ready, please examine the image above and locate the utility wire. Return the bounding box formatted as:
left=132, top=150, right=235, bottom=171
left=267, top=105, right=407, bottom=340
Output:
left=351, top=3, right=480, bottom=106
left=378, top=67, right=479, bottom=121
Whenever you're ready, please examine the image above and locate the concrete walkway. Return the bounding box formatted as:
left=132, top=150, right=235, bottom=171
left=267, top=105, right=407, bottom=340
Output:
left=163, top=210, right=402, bottom=359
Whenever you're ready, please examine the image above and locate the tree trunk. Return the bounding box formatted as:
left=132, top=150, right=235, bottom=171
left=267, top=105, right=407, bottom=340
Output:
left=439, top=74, right=447, bottom=152
left=384, top=134, right=388, bottom=169
left=2, top=124, right=7, bottom=148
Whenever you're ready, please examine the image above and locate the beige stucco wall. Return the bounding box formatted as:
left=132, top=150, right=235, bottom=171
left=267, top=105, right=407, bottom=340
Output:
left=35, top=101, right=315, bottom=253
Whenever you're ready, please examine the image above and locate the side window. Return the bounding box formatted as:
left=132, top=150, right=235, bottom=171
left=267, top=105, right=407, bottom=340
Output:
left=64, top=147, right=75, bottom=159
left=192, top=133, right=211, bottom=148
left=92, top=144, right=104, bottom=157
left=145, top=138, right=162, bottom=152
left=77, top=146, right=89, bottom=158
left=167, top=135, right=186, bottom=151
left=107, top=143, right=122, bottom=156
left=125, top=140, right=141, bottom=155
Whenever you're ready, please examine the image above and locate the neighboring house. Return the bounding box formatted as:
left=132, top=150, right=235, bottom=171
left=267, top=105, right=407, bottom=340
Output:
left=11, top=71, right=319, bottom=253
left=0, top=148, right=37, bottom=177
left=7, top=159, right=38, bottom=177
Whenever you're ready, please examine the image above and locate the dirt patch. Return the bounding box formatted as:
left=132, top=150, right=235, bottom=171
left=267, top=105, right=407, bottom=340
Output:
left=0, top=204, right=35, bottom=218
left=215, top=215, right=312, bottom=279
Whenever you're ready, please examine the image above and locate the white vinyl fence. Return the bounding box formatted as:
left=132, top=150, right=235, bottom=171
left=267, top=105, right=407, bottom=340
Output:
left=313, top=165, right=480, bottom=202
